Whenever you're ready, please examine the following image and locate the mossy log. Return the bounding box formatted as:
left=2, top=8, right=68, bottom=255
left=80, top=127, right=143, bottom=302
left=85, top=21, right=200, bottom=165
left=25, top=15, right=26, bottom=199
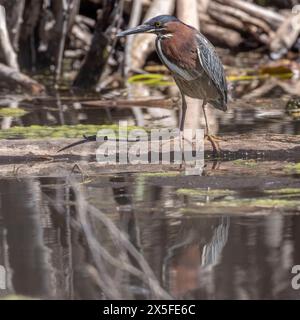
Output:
left=0, top=134, right=298, bottom=177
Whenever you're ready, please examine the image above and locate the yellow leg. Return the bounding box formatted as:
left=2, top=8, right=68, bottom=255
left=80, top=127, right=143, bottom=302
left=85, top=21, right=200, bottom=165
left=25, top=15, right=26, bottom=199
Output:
left=205, top=134, right=221, bottom=154
left=202, top=102, right=222, bottom=155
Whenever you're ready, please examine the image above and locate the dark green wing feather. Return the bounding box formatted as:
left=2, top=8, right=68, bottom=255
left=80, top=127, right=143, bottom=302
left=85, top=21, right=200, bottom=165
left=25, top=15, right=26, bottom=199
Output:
left=196, top=33, right=227, bottom=110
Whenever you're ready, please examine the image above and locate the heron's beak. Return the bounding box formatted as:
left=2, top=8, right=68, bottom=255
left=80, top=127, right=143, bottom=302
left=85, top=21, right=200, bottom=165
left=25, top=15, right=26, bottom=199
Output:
left=117, top=24, right=154, bottom=37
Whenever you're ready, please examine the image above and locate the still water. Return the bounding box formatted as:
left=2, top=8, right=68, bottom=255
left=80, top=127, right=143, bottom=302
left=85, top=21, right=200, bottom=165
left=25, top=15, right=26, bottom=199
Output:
left=0, top=85, right=300, bottom=299
left=0, top=173, right=299, bottom=299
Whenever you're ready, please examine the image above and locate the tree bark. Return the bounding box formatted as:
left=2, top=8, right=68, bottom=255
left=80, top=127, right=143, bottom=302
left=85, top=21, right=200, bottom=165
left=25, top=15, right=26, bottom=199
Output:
left=0, top=5, right=19, bottom=69
left=270, top=12, right=300, bottom=59
left=0, top=0, right=25, bottom=51
left=200, top=22, right=243, bottom=48
left=131, top=0, right=175, bottom=70
left=215, top=0, right=284, bottom=28
left=73, top=0, right=123, bottom=89
left=48, top=0, right=80, bottom=62
left=177, top=0, right=202, bottom=132
left=19, top=0, right=42, bottom=69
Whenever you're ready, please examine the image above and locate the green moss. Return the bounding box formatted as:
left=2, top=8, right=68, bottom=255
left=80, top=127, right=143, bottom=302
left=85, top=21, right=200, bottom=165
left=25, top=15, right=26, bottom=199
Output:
left=284, top=163, right=300, bottom=174
left=0, top=107, right=28, bottom=117
left=141, top=171, right=179, bottom=177
left=233, top=159, right=258, bottom=167
left=176, top=188, right=236, bottom=197
left=1, top=295, right=36, bottom=300
left=178, top=187, right=300, bottom=211
left=265, top=188, right=300, bottom=195
left=0, top=124, right=143, bottom=139
left=181, top=198, right=300, bottom=212
left=214, top=198, right=300, bottom=208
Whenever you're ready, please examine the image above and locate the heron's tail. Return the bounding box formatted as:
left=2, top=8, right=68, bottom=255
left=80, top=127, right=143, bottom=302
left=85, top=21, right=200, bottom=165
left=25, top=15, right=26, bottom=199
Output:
left=210, top=99, right=227, bottom=112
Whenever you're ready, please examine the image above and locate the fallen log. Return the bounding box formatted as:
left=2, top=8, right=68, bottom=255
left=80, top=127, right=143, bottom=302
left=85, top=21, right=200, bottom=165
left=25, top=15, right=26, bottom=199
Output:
left=0, top=63, right=45, bottom=94
left=200, top=22, right=243, bottom=48
left=208, top=1, right=273, bottom=38
left=207, top=6, right=244, bottom=32
left=0, top=134, right=299, bottom=163
left=198, top=0, right=210, bottom=13
left=215, top=0, right=284, bottom=28
left=81, top=97, right=178, bottom=109
left=270, top=12, right=300, bottom=59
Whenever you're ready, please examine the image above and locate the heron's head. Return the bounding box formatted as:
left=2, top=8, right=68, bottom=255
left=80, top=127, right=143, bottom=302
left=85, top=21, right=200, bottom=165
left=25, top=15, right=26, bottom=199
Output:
left=117, top=15, right=180, bottom=38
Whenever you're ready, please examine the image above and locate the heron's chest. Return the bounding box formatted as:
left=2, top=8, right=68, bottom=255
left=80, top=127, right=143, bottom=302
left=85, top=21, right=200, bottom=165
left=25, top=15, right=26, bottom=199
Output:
left=156, top=37, right=200, bottom=81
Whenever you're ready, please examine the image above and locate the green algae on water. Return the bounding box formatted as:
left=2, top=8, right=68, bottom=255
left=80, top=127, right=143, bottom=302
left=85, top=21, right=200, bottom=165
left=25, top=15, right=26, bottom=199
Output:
left=176, top=188, right=236, bottom=197
left=0, top=107, right=28, bottom=117
left=265, top=188, right=300, bottom=195
left=181, top=197, right=300, bottom=212
left=141, top=171, right=179, bottom=178
left=285, top=163, right=300, bottom=174
left=233, top=159, right=258, bottom=167
left=214, top=198, right=300, bottom=208
left=0, top=124, right=143, bottom=139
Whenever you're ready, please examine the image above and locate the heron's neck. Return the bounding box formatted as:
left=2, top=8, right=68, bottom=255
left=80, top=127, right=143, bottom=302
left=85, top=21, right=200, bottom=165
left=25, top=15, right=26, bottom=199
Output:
left=158, top=33, right=173, bottom=40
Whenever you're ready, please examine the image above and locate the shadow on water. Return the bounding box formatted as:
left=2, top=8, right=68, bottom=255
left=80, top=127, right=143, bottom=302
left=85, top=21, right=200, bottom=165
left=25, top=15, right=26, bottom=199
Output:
left=0, top=174, right=300, bottom=299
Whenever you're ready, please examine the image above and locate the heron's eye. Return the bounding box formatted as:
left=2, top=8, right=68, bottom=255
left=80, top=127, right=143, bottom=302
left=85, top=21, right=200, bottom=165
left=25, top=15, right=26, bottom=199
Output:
left=155, top=22, right=161, bottom=28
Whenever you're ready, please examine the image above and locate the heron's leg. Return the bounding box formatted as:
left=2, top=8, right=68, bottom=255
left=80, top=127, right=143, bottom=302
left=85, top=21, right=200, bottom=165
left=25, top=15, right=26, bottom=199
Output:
left=202, top=101, right=221, bottom=154
left=161, top=92, right=189, bottom=145
left=179, top=93, right=187, bottom=133
left=160, top=93, right=189, bottom=168
left=179, top=93, right=188, bottom=167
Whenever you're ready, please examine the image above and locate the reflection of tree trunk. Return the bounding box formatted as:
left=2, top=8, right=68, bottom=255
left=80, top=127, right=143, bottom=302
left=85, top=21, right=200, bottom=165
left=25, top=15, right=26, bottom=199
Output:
left=66, top=188, right=102, bottom=299
left=263, top=215, right=284, bottom=298
left=0, top=180, right=54, bottom=298
left=293, top=215, right=300, bottom=277
left=111, top=176, right=137, bottom=299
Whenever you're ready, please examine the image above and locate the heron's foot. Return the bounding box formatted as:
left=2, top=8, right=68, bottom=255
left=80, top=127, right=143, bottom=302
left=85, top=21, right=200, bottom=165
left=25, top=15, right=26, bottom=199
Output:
left=205, top=134, right=222, bottom=155
left=206, top=134, right=224, bottom=142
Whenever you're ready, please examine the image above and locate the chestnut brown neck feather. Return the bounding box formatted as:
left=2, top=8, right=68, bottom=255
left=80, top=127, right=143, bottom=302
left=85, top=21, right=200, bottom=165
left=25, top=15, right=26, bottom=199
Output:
left=160, top=22, right=198, bottom=70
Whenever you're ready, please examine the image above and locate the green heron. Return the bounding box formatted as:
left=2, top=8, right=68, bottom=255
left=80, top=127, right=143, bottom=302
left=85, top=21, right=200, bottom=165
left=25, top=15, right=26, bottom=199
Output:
left=58, top=15, right=227, bottom=154
left=118, top=15, right=227, bottom=153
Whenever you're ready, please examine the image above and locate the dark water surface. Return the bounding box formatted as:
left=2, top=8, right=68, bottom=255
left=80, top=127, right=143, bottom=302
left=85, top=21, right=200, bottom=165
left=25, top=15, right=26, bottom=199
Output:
left=0, top=85, right=300, bottom=299
left=0, top=93, right=299, bottom=136
left=0, top=174, right=299, bottom=300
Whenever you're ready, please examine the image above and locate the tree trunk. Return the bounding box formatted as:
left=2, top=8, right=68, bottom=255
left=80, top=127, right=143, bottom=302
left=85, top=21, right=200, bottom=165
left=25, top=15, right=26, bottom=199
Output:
left=0, top=5, right=19, bottom=69
left=0, top=0, right=25, bottom=51
left=177, top=0, right=202, bottom=132
left=131, top=0, right=175, bottom=70
left=73, top=0, right=123, bottom=89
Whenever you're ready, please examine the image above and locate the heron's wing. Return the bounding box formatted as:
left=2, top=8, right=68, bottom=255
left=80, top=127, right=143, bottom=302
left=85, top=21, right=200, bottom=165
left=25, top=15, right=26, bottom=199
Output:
left=196, top=33, right=228, bottom=106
